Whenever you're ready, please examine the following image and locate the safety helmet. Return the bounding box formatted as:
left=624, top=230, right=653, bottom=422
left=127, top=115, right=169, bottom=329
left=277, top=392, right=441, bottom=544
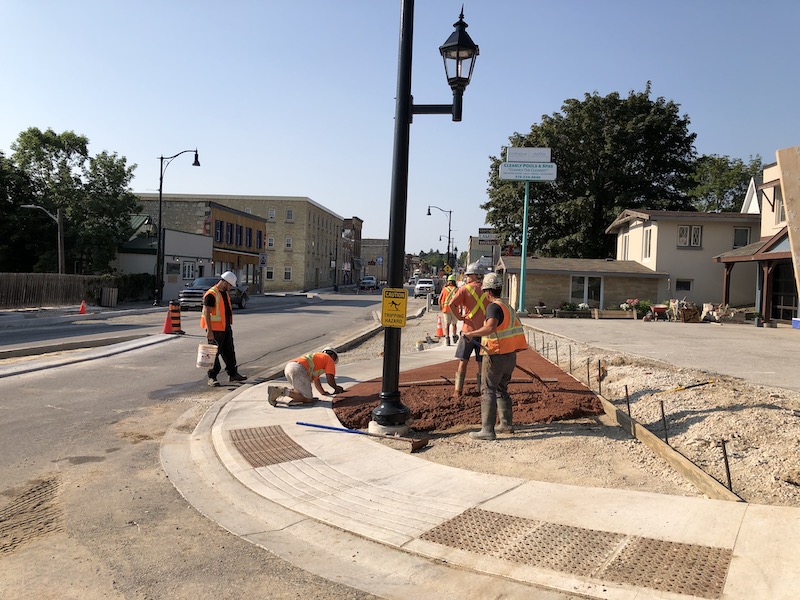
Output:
left=482, top=272, right=502, bottom=291
left=322, top=347, right=339, bottom=363
left=447, top=274, right=457, bottom=282
left=465, top=262, right=483, bottom=276
left=221, top=271, right=237, bottom=286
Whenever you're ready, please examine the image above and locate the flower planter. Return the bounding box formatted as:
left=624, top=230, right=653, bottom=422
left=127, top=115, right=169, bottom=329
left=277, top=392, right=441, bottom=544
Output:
left=592, top=308, right=636, bottom=320
left=554, top=309, right=592, bottom=318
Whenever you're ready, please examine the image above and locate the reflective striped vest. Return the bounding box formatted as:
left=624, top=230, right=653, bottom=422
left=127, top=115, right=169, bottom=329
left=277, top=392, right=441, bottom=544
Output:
left=439, top=284, right=457, bottom=313
left=481, top=299, right=528, bottom=355
left=294, top=353, right=332, bottom=381
left=200, top=285, right=232, bottom=331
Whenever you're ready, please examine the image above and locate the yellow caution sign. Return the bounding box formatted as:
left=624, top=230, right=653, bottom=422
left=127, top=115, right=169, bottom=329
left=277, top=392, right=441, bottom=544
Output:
left=443, top=264, right=452, bottom=274
left=381, top=288, right=407, bottom=328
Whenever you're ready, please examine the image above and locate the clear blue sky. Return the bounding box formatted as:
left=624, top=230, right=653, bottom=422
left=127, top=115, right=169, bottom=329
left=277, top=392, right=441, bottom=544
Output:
left=3, top=1, right=798, bottom=256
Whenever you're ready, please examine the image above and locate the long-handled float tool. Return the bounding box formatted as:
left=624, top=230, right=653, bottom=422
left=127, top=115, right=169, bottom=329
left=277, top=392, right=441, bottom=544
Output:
left=296, top=421, right=429, bottom=453
left=514, top=363, right=558, bottom=384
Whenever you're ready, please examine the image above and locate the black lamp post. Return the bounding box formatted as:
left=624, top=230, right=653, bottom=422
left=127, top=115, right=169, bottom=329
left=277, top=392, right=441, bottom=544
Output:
left=154, top=149, right=200, bottom=306
left=372, top=2, right=479, bottom=427
left=428, top=205, right=453, bottom=269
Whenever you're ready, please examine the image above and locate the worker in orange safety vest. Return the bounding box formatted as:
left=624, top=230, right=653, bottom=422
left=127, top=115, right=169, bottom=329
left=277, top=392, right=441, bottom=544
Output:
left=201, top=271, right=247, bottom=387
left=448, top=262, right=488, bottom=398
left=438, top=274, right=459, bottom=346
left=463, top=272, right=528, bottom=440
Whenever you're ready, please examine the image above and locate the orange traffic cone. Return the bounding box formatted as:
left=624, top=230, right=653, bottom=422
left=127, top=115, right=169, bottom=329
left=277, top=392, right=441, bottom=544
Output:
left=162, top=310, right=173, bottom=334
left=436, top=314, right=444, bottom=337
left=79, top=300, right=86, bottom=315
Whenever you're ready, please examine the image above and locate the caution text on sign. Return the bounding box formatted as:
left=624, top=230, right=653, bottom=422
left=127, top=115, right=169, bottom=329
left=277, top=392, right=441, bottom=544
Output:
left=381, top=288, right=407, bottom=328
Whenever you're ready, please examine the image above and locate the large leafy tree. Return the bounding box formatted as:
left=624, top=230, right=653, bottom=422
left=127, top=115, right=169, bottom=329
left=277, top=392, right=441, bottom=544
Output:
left=10, top=127, right=139, bottom=273
left=688, top=154, right=762, bottom=212
left=483, top=84, right=697, bottom=258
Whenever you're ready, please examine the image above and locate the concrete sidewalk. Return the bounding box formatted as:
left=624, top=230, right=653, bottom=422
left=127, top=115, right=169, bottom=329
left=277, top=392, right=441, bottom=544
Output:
left=162, top=338, right=800, bottom=600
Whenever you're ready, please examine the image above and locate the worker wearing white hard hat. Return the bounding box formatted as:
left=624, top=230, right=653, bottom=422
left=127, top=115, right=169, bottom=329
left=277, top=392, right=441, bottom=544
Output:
left=447, top=261, right=487, bottom=398
left=201, top=271, right=247, bottom=387
left=267, top=347, right=345, bottom=406
left=463, top=272, right=528, bottom=440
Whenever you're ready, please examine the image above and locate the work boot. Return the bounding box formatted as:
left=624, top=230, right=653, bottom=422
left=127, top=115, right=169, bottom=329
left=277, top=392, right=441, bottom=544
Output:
left=229, top=372, right=247, bottom=382
left=207, top=378, right=220, bottom=387
left=454, top=373, right=464, bottom=399
left=267, top=385, right=283, bottom=407
left=496, top=396, right=514, bottom=434
left=446, top=337, right=451, bottom=346
left=469, top=397, right=497, bottom=440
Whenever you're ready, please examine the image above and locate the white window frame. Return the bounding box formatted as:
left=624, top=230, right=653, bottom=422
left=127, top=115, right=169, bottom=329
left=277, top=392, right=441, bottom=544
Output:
left=621, top=233, right=629, bottom=260
left=286, top=208, right=294, bottom=221
left=267, top=236, right=275, bottom=248
left=268, top=208, right=276, bottom=221
left=643, top=228, right=652, bottom=260
left=677, top=225, right=702, bottom=247
left=775, top=188, right=785, bottom=224
left=283, top=266, right=292, bottom=280
left=285, top=236, right=293, bottom=250
left=182, top=261, right=196, bottom=280
left=265, top=267, right=274, bottom=280
left=733, top=227, right=750, bottom=249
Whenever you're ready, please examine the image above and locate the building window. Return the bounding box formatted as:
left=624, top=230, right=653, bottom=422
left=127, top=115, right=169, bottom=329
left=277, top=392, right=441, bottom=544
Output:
left=676, top=279, right=692, bottom=292
left=235, top=224, right=243, bottom=246
left=268, top=208, right=276, bottom=221
left=569, top=275, right=601, bottom=307
left=256, top=230, right=263, bottom=249
left=265, top=267, right=274, bottom=280
left=643, top=228, right=652, bottom=260
left=285, top=236, right=293, bottom=250
left=284, top=266, right=292, bottom=280
left=267, top=236, right=275, bottom=248
left=286, top=208, right=294, bottom=221
left=621, top=233, right=629, bottom=260
left=182, top=261, right=196, bottom=280
left=214, top=220, right=224, bottom=243
left=677, top=225, right=702, bottom=248
left=775, top=189, right=786, bottom=224
left=225, top=223, right=233, bottom=244
left=733, top=227, right=750, bottom=248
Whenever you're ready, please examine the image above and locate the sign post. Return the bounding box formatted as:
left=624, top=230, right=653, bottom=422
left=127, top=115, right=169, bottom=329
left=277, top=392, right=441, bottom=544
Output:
left=499, top=148, right=557, bottom=315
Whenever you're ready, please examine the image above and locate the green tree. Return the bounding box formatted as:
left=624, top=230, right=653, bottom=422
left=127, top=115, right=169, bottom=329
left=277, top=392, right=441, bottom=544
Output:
left=10, top=127, right=139, bottom=273
left=483, top=84, right=697, bottom=258
left=688, top=154, right=762, bottom=212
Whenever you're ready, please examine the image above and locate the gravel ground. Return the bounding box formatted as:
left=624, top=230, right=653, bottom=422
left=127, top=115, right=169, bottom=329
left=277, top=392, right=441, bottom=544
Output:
left=337, top=304, right=800, bottom=507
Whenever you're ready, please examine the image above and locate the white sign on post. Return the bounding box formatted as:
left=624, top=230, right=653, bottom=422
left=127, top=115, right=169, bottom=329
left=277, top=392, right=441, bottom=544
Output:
left=499, top=162, right=557, bottom=181
left=507, top=147, right=551, bottom=163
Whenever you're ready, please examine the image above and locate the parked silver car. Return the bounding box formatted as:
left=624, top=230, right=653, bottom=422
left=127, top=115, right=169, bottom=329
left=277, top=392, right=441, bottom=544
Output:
left=178, top=277, right=249, bottom=310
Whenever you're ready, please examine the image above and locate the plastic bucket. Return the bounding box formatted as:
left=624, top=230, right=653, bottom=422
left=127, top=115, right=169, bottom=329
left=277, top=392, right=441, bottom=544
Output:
left=196, top=343, right=218, bottom=368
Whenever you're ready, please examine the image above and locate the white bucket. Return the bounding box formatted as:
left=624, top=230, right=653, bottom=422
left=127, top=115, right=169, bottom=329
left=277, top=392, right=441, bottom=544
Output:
left=196, top=343, right=218, bottom=368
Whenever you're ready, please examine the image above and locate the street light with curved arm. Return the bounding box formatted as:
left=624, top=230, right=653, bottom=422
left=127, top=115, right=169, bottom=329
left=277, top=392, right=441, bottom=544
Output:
left=154, top=149, right=200, bottom=306
left=427, top=205, right=453, bottom=269
left=21, top=203, right=65, bottom=274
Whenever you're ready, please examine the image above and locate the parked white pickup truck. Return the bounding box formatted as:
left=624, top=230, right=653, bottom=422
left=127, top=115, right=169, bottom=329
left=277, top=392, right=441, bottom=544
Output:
left=359, top=276, right=377, bottom=290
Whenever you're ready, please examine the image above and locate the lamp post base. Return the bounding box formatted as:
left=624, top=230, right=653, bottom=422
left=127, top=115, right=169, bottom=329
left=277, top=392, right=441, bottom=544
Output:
left=371, top=391, right=411, bottom=427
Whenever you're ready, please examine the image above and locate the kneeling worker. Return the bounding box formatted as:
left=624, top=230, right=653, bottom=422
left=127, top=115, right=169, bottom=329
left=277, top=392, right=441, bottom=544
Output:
left=462, top=273, right=528, bottom=440
left=267, top=347, right=345, bottom=406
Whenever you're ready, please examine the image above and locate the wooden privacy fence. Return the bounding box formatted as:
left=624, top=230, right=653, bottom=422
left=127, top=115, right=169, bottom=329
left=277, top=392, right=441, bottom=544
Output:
left=0, top=273, right=98, bottom=309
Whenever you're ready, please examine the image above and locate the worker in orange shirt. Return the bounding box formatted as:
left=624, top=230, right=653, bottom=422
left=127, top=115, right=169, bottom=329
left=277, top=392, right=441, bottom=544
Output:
left=438, top=274, right=459, bottom=346
left=447, top=262, right=488, bottom=398
left=267, top=347, right=344, bottom=406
